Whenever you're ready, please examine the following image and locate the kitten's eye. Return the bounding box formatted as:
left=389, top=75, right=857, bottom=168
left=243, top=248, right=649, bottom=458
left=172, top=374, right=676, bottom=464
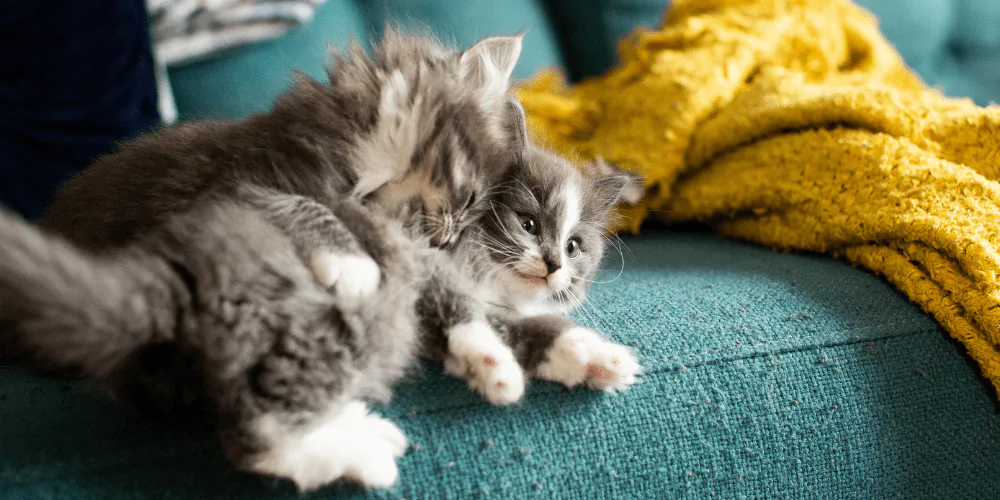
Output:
left=520, top=216, right=538, bottom=234
left=566, top=238, right=581, bottom=259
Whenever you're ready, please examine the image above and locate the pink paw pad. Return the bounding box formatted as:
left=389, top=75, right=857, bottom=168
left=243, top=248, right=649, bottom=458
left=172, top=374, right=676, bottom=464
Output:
left=587, top=364, right=611, bottom=379
left=482, top=356, right=497, bottom=367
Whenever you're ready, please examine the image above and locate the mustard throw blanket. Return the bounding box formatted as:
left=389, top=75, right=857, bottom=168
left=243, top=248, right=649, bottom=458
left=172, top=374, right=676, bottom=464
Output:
left=516, top=0, right=1000, bottom=395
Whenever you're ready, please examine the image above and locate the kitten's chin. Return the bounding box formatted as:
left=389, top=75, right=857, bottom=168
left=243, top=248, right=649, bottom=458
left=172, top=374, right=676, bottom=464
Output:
left=498, top=271, right=552, bottom=302
left=502, top=271, right=572, bottom=305
left=498, top=273, right=573, bottom=316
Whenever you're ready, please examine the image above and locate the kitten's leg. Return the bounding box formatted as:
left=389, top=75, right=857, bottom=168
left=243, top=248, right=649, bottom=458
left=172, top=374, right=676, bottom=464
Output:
left=221, top=400, right=408, bottom=491
left=443, top=322, right=526, bottom=405
left=212, top=310, right=412, bottom=491
left=489, top=312, right=641, bottom=392
left=417, top=261, right=526, bottom=405
left=237, top=187, right=380, bottom=304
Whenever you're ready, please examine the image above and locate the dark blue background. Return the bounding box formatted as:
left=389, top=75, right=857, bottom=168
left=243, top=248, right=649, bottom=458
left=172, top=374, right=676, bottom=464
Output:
left=0, top=0, right=160, bottom=220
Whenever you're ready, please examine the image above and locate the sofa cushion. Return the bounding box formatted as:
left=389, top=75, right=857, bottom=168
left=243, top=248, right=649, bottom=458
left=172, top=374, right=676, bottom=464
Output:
left=354, top=0, right=563, bottom=81
left=543, top=0, right=668, bottom=80
left=541, top=0, right=1000, bottom=105
left=855, top=0, right=1000, bottom=105
left=168, top=0, right=563, bottom=121
left=3, top=230, right=998, bottom=498
left=167, top=0, right=369, bottom=121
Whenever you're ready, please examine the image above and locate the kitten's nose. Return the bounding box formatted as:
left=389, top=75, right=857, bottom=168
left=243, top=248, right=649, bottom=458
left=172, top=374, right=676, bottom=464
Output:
left=544, top=259, right=562, bottom=275
left=430, top=231, right=451, bottom=248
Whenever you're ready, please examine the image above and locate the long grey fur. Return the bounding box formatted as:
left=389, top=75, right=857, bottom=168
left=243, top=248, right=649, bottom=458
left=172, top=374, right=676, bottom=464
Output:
left=0, top=200, right=425, bottom=489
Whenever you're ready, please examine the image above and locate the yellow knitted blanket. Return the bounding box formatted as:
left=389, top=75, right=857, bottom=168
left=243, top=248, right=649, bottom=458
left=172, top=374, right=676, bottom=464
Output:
left=516, top=0, right=1000, bottom=394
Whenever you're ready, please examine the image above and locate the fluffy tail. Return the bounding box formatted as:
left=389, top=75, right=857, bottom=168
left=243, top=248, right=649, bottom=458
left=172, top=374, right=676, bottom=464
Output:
left=0, top=210, right=179, bottom=378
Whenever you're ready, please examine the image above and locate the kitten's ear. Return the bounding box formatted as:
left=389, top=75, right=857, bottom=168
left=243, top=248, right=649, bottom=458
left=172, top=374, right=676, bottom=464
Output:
left=506, top=97, right=530, bottom=148
left=460, top=35, right=524, bottom=103
left=590, top=158, right=645, bottom=208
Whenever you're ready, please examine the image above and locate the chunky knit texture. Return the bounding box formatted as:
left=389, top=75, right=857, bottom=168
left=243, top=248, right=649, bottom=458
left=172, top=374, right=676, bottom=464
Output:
left=516, top=0, right=1000, bottom=396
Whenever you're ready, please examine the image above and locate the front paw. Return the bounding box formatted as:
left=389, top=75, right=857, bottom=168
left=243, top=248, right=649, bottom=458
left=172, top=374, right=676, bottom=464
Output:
left=535, top=328, right=641, bottom=393
left=309, top=250, right=381, bottom=305
left=444, top=322, right=526, bottom=406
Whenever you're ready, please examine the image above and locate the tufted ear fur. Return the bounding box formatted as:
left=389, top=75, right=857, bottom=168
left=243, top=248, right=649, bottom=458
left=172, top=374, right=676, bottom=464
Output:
left=588, top=158, right=645, bottom=209
left=506, top=97, right=530, bottom=148
left=459, top=35, right=523, bottom=104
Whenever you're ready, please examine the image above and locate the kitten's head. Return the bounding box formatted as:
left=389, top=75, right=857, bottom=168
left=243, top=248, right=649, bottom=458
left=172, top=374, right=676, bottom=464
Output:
left=338, top=30, right=529, bottom=247
left=469, top=145, right=643, bottom=309
left=401, top=97, right=531, bottom=249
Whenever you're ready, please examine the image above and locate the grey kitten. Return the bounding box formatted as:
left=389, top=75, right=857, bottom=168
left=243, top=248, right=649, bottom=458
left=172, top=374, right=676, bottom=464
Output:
left=42, top=29, right=526, bottom=305
left=416, top=144, right=645, bottom=405
left=0, top=200, right=425, bottom=490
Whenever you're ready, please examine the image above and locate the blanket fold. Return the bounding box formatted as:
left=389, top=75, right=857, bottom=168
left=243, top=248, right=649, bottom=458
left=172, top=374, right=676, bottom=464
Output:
left=516, top=0, right=1000, bottom=393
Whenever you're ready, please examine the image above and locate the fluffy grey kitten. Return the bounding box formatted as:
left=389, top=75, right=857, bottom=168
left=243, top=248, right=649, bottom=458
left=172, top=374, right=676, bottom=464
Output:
left=419, top=145, right=645, bottom=405
left=0, top=200, right=426, bottom=490
left=42, top=29, right=526, bottom=305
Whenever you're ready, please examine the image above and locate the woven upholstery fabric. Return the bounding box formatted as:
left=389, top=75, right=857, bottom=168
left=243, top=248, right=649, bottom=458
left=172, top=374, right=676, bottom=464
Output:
left=2, top=231, right=998, bottom=498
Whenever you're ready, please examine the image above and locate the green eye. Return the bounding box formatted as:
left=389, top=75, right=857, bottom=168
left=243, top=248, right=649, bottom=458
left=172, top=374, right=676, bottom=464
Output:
left=566, top=238, right=581, bottom=258
left=520, top=216, right=538, bottom=234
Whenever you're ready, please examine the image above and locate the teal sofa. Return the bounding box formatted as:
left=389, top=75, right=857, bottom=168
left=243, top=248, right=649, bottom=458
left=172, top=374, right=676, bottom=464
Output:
left=3, top=1, right=1000, bottom=498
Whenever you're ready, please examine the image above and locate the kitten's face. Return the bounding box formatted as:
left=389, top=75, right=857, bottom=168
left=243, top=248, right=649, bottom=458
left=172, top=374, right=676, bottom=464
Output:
left=471, top=146, right=640, bottom=309
left=416, top=98, right=531, bottom=248
left=352, top=32, right=527, bottom=248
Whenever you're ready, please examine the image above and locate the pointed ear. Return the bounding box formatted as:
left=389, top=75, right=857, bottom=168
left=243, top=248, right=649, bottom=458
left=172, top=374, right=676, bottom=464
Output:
left=590, top=158, right=645, bottom=208
left=506, top=97, right=530, bottom=148
left=459, top=35, right=524, bottom=102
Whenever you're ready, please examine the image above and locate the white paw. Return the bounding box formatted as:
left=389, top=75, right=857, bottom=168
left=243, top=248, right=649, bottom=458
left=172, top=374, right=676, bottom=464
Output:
left=249, top=401, right=407, bottom=491
left=535, top=328, right=641, bottom=393
left=584, top=340, right=641, bottom=392
left=534, top=329, right=591, bottom=388
left=445, top=321, right=526, bottom=406
left=362, top=412, right=408, bottom=459
left=341, top=413, right=408, bottom=488
left=309, top=250, right=381, bottom=304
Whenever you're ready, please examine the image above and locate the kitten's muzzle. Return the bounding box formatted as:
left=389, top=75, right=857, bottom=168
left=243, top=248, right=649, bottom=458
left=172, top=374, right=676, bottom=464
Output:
left=429, top=228, right=459, bottom=248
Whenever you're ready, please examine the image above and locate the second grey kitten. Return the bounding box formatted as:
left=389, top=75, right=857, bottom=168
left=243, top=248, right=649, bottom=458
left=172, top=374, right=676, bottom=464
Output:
left=42, top=29, right=527, bottom=307
left=0, top=200, right=424, bottom=490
